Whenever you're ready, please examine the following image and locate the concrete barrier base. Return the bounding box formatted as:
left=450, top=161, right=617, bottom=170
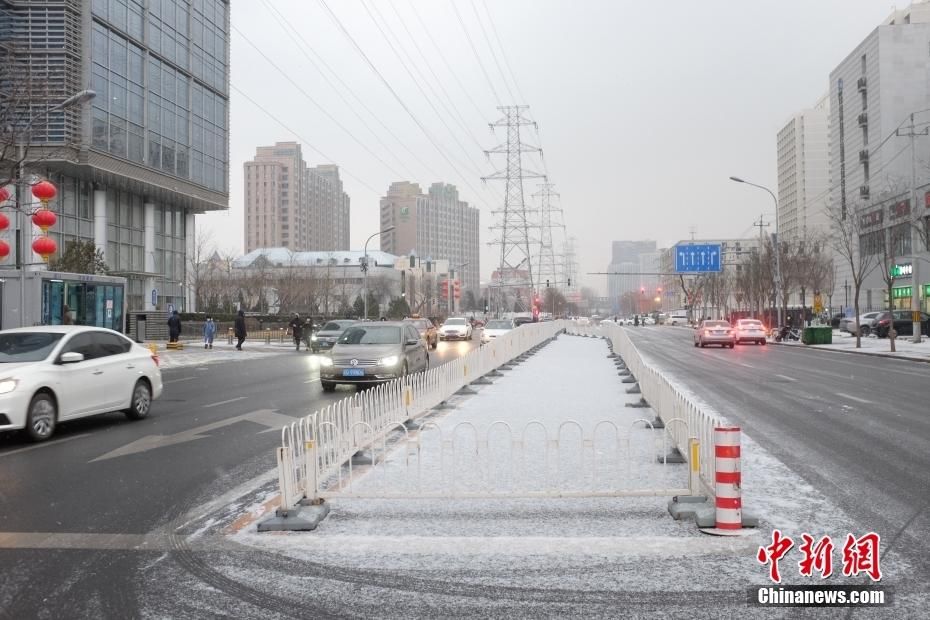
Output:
left=257, top=502, right=331, bottom=532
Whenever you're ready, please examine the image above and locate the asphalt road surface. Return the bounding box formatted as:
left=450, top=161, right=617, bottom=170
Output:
left=0, top=334, right=481, bottom=618
left=626, top=326, right=930, bottom=586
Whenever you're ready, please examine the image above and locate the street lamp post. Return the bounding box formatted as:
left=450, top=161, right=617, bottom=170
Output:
left=730, top=176, right=783, bottom=328
left=362, top=226, right=393, bottom=320
left=11, top=90, right=96, bottom=327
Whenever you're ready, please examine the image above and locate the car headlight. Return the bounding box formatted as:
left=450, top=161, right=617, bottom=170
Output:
left=311, top=334, right=318, bottom=341
left=319, top=356, right=333, bottom=367
left=0, top=379, right=17, bottom=394
left=380, top=355, right=400, bottom=367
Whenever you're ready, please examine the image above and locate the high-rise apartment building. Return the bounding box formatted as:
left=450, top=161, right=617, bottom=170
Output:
left=829, top=0, right=930, bottom=312
left=380, top=181, right=479, bottom=297
left=0, top=0, right=230, bottom=319
left=777, top=95, right=830, bottom=241
left=244, top=142, right=350, bottom=253
left=606, top=240, right=657, bottom=314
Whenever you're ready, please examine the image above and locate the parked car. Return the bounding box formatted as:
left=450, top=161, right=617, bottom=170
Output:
left=667, top=313, right=690, bottom=326
left=310, top=320, right=357, bottom=353
left=405, top=317, right=438, bottom=349
left=839, top=312, right=881, bottom=336
left=438, top=317, right=473, bottom=340
left=0, top=326, right=163, bottom=442
left=481, top=318, right=515, bottom=343
left=734, top=319, right=767, bottom=345
left=872, top=311, right=930, bottom=338
left=319, top=322, right=429, bottom=392
left=693, top=320, right=735, bottom=348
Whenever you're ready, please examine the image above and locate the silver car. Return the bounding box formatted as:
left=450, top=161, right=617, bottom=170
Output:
left=311, top=320, right=357, bottom=353
left=319, top=322, right=429, bottom=392
left=839, top=312, right=880, bottom=336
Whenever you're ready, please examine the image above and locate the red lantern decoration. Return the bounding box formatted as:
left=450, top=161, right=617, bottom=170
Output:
left=0, top=240, right=9, bottom=259
left=32, top=209, right=57, bottom=232
left=0, top=212, right=8, bottom=231
left=31, top=180, right=57, bottom=204
left=0, top=187, right=10, bottom=203
left=32, top=236, right=57, bottom=262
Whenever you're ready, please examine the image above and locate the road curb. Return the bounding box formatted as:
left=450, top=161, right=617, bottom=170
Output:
left=768, top=339, right=930, bottom=364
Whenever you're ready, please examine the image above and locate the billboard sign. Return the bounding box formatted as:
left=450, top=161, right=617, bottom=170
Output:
left=675, top=244, right=722, bottom=273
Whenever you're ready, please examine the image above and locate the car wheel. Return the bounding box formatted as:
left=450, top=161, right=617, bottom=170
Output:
left=760, top=340, right=766, bottom=346
left=693, top=341, right=699, bottom=347
left=125, top=380, right=152, bottom=420
left=699, top=341, right=705, bottom=348
left=321, top=381, right=336, bottom=393
left=26, top=392, right=57, bottom=442
left=729, top=343, right=735, bottom=349
left=860, top=325, right=871, bottom=337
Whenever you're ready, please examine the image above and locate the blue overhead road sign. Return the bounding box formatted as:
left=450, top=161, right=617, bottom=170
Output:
left=675, top=244, right=722, bottom=273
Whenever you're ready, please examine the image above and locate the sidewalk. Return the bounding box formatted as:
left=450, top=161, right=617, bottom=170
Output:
left=213, top=333, right=907, bottom=614
left=775, top=329, right=930, bottom=362
left=155, top=338, right=297, bottom=370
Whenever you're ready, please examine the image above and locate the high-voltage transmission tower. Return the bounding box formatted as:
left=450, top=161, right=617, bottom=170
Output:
left=532, top=182, right=565, bottom=290
left=563, top=236, right=579, bottom=297
left=483, top=105, right=545, bottom=315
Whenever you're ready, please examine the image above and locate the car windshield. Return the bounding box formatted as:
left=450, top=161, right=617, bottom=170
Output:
left=338, top=326, right=402, bottom=345
left=444, top=318, right=466, bottom=326
left=705, top=321, right=730, bottom=328
left=409, top=320, right=430, bottom=330
left=485, top=320, right=512, bottom=329
left=0, top=332, right=65, bottom=362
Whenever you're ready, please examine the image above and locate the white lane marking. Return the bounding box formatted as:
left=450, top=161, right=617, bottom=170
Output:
left=202, top=396, right=247, bottom=408
left=0, top=433, right=92, bottom=458
left=737, top=362, right=756, bottom=369
left=164, top=377, right=195, bottom=384
left=835, top=392, right=872, bottom=404
left=774, top=374, right=797, bottom=382
left=304, top=379, right=320, bottom=384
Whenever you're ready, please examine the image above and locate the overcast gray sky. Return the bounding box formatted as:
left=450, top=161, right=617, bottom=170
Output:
left=199, top=0, right=893, bottom=295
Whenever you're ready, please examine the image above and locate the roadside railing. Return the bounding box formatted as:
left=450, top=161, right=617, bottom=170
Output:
left=591, top=322, right=726, bottom=494
left=275, top=320, right=567, bottom=512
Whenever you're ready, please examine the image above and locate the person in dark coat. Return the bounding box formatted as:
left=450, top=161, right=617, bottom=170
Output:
left=167, top=310, right=182, bottom=342
left=234, top=309, right=247, bottom=350
left=288, top=313, right=303, bottom=351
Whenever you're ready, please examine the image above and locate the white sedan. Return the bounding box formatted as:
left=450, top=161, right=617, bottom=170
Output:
left=481, top=318, right=515, bottom=343
left=0, top=326, right=163, bottom=441
left=438, top=317, right=473, bottom=341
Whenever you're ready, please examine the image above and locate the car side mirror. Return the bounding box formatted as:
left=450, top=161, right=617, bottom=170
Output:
left=60, top=351, right=85, bottom=364
left=406, top=339, right=420, bottom=346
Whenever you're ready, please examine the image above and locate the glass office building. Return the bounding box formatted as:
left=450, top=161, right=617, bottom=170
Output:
left=0, top=0, right=229, bottom=321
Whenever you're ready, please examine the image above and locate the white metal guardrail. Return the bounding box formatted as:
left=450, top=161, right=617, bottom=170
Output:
left=586, top=322, right=726, bottom=495
left=275, top=320, right=567, bottom=512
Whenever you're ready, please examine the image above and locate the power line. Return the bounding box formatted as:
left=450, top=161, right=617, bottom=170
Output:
left=480, top=0, right=529, bottom=108
left=362, top=0, right=487, bottom=176
left=407, top=0, right=490, bottom=124
left=231, top=84, right=382, bottom=194
left=231, top=25, right=408, bottom=180
left=257, top=0, right=438, bottom=182
left=317, top=0, right=490, bottom=205
left=470, top=0, right=517, bottom=104
left=450, top=0, right=502, bottom=107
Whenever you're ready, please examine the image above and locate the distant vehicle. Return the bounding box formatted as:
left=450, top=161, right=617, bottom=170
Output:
left=667, top=313, right=690, bottom=326
left=481, top=318, right=514, bottom=343
left=320, top=322, right=429, bottom=392
left=693, top=320, right=735, bottom=348
left=438, top=317, right=472, bottom=341
left=642, top=315, right=655, bottom=325
left=311, top=320, right=357, bottom=353
left=513, top=316, right=534, bottom=327
left=873, top=311, right=930, bottom=338
left=839, top=312, right=881, bottom=336
left=734, top=319, right=767, bottom=345
left=829, top=313, right=845, bottom=329
left=405, top=317, right=438, bottom=349
left=0, top=326, right=163, bottom=441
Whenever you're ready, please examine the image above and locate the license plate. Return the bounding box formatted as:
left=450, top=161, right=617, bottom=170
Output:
left=342, top=369, right=365, bottom=377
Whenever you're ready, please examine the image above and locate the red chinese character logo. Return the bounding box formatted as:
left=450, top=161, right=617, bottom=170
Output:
left=842, top=532, right=882, bottom=581
left=798, top=534, right=834, bottom=578
left=757, top=529, right=794, bottom=583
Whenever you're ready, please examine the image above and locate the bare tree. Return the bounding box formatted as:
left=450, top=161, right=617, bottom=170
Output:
left=829, top=202, right=879, bottom=348
left=186, top=229, right=215, bottom=311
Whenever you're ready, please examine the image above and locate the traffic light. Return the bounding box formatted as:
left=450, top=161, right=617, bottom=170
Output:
left=567, top=277, right=571, bottom=287
left=640, top=287, right=645, bottom=295
left=546, top=279, right=550, bottom=288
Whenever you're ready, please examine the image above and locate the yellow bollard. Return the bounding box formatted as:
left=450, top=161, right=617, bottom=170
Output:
left=147, top=342, right=158, bottom=355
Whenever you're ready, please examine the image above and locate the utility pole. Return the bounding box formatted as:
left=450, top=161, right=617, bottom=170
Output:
left=483, top=106, right=545, bottom=317
left=896, top=112, right=929, bottom=343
